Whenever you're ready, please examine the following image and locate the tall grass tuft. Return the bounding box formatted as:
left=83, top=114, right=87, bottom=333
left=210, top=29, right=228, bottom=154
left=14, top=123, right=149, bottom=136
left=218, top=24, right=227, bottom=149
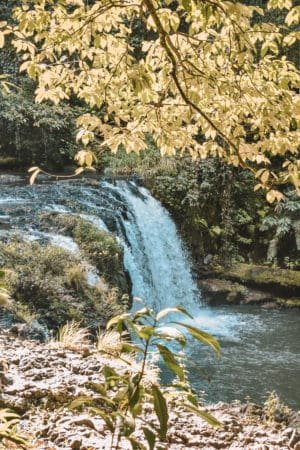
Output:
left=52, top=320, right=90, bottom=352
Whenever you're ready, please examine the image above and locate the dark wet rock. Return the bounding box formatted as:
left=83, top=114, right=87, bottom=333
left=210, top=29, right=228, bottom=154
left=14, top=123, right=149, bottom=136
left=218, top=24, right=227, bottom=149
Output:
left=199, top=278, right=246, bottom=304
left=9, top=320, right=49, bottom=342
left=0, top=215, right=11, bottom=230
left=199, top=278, right=277, bottom=306
left=199, top=274, right=299, bottom=308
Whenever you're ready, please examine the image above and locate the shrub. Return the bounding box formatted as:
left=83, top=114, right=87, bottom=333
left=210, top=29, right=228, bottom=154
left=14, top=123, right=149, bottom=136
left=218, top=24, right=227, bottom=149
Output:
left=71, top=304, right=221, bottom=450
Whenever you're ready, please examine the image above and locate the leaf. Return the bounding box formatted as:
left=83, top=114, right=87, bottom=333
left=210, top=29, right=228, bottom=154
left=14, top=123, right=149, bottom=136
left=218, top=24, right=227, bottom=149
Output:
left=261, top=170, right=270, bottom=184
left=142, top=427, right=156, bottom=450
left=172, top=322, right=221, bottom=355
left=152, top=385, right=168, bottom=441
left=156, top=306, right=193, bottom=321
left=29, top=169, right=40, bottom=185
left=133, top=306, right=152, bottom=320
left=102, top=365, right=118, bottom=380
left=90, top=408, right=115, bottom=432
left=129, top=385, right=142, bottom=416
left=69, top=396, right=94, bottom=410
left=121, top=342, right=143, bottom=354
left=0, top=32, right=4, bottom=48
left=157, top=344, right=185, bottom=381
left=127, top=436, right=147, bottom=450
left=106, top=313, right=130, bottom=330
left=182, top=403, right=221, bottom=428
left=155, top=326, right=186, bottom=346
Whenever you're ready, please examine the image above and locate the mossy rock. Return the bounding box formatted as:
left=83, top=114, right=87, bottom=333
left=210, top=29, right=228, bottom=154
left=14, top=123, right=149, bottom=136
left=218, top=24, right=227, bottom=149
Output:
left=276, top=298, right=300, bottom=308
left=40, top=213, right=129, bottom=294
left=0, top=239, right=125, bottom=330
left=0, top=156, right=18, bottom=169
left=217, top=263, right=300, bottom=293
left=199, top=278, right=247, bottom=304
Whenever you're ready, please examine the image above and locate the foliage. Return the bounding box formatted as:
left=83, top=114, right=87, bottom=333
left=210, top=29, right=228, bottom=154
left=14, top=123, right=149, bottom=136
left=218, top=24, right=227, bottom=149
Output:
left=263, top=392, right=292, bottom=425
left=0, top=85, right=80, bottom=169
left=260, top=189, right=300, bottom=264
left=0, top=409, right=27, bottom=449
left=145, top=156, right=266, bottom=263
left=261, top=189, right=300, bottom=238
left=2, top=0, right=300, bottom=198
left=71, top=304, right=220, bottom=450
left=96, top=329, right=124, bottom=357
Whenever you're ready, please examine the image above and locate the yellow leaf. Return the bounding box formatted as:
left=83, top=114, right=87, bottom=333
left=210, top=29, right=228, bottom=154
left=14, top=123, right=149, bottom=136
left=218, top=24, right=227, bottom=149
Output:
left=29, top=169, right=40, bottom=185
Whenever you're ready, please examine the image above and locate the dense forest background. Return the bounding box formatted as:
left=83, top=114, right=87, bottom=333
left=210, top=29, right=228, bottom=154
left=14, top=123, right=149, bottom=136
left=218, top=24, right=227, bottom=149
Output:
left=0, top=0, right=299, bottom=271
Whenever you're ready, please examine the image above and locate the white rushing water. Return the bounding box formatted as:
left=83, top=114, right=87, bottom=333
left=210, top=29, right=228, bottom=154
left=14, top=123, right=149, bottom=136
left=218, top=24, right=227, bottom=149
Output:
left=101, top=181, right=243, bottom=339
left=109, top=181, right=201, bottom=315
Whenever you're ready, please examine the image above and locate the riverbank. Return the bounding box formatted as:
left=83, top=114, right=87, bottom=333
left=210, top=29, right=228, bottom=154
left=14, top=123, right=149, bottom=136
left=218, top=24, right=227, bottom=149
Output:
left=1, top=328, right=299, bottom=450
left=198, top=263, right=300, bottom=309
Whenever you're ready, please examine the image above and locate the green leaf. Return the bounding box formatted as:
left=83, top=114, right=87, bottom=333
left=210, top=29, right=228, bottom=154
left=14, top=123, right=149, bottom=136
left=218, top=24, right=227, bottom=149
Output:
left=102, top=366, right=118, bottom=380
left=129, top=385, right=142, bottom=414
left=133, top=306, right=152, bottom=320
left=152, top=385, right=169, bottom=441
left=182, top=403, right=221, bottom=428
left=128, top=322, right=154, bottom=340
left=90, top=408, right=115, bottom=432
left=172, top=322, right=221, bottom=355
left=121, top=342, right=143, bottom=354
left=142, top=427, right=156, bottom=450
left=69, top=396, right=94, bottom=410
left=106, top=313, right=130, bottom=330
left=154, top=326, right=186, bottom=346
left=127, top=436, right=147, bottom=450
left=157, top=344, right=185, bottom=381
left=85, top=382, right=107, bottom=396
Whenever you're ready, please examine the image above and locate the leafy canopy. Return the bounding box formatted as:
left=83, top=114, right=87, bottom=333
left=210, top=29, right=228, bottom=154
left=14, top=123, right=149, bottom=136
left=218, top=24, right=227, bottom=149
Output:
left=1, top=0, right=300, bottom=200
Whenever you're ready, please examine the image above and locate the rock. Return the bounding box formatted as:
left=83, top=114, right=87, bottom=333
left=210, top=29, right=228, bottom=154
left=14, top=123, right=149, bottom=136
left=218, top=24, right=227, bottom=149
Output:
left=216, top=263, right=300, bottom=295
left=289, top=430, right=300, bottom=448
left=70, top=436, right=82, bottom=449
left=198, top=278, right=246, bottom=304
left=242, top=289, right=274, bottom=305
left=10, top=320, right=49, bottom=342
left=0, top=215, right=11, bottom=230
left=70, top=415, right=97, bottom=430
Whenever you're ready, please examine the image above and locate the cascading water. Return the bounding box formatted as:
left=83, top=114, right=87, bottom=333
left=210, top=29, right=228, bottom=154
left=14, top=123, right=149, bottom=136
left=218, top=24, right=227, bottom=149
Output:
left=0, top=177, right=299, bottom=407
left=107, top=181, right=201, bottom=315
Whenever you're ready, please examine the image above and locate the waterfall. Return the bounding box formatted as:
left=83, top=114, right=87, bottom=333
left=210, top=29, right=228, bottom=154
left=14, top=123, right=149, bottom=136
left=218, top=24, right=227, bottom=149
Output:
left=108, top=181, right=202, bottom=316
left=1, top=178, right=299, bottom=406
